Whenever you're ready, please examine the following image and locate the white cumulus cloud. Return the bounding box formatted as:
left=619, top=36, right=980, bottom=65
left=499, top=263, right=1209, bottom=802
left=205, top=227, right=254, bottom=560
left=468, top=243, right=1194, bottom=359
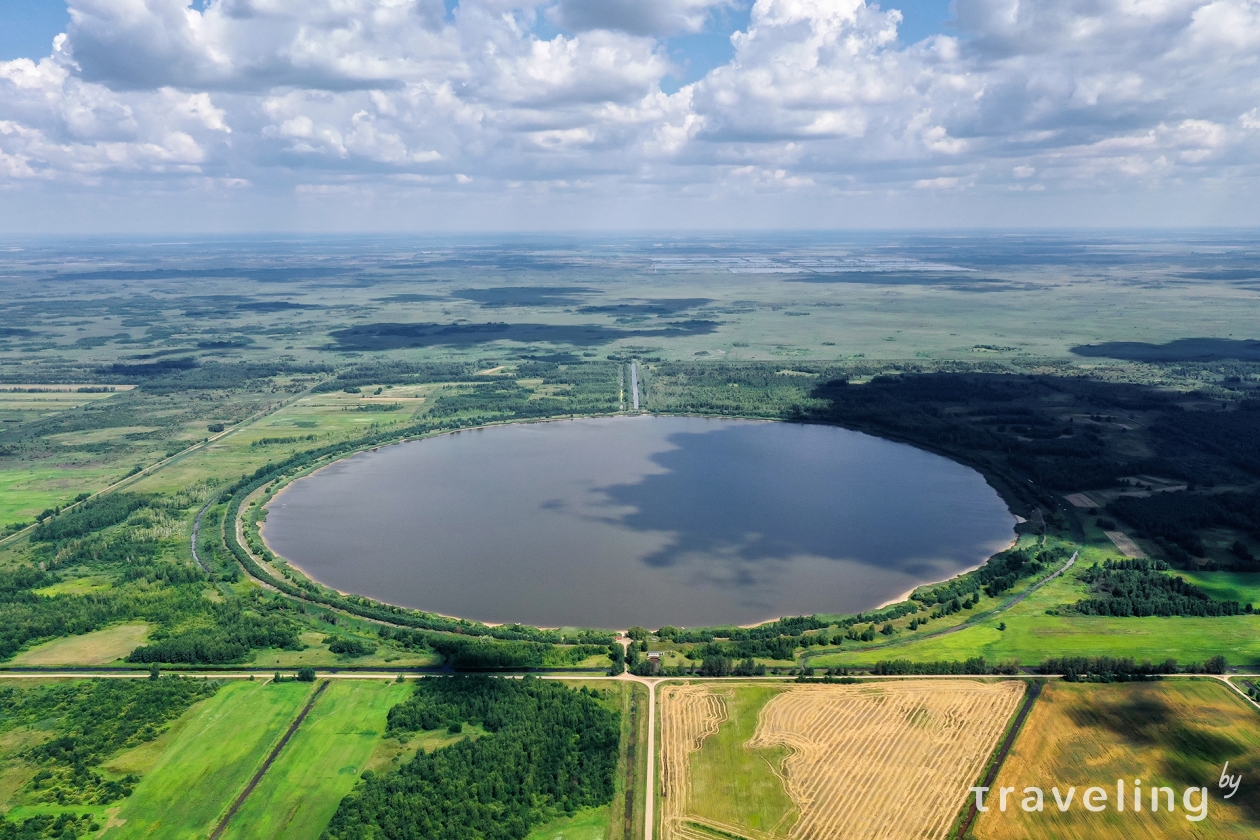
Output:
left=0, top=0, right=1257, bottom=227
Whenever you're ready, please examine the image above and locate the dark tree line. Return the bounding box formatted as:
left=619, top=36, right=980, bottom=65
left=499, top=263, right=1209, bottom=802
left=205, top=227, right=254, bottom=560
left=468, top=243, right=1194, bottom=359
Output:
left=326, top=636, right=376, bottom=657
left=870, top=657, right=1019, bottom=675
left=126, top=595, right=301, bottom=664
left=0, top=813, right=98, bottom=839
left=30, top=493, right=152, bottom=542
left=695, top=637, right=798, bottom=661
left=1036, top=655, right=1225, bottom=681
left=914, top=547, right=1060, bottom=607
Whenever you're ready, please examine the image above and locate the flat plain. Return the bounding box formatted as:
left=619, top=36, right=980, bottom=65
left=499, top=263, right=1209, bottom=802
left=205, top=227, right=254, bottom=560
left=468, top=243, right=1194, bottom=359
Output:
left=0, top=235, right=1257, bottom=838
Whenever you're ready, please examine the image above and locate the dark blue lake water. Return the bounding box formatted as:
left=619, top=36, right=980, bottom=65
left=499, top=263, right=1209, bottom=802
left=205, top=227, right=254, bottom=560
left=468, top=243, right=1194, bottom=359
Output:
left=262, top=416, right=1015, bottom=628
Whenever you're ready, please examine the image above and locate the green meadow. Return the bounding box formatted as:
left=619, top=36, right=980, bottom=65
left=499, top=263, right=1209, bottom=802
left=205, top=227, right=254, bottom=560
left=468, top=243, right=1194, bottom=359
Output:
left=219, top=679, right=411, bottom=840
left=810, top=556, right=1260, bottom=669
left=103, top=680, right=314, bottom=839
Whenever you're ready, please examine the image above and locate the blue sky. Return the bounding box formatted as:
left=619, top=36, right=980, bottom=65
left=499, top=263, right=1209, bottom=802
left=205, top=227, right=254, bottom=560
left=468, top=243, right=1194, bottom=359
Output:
left=0, top=1, right=1256, bottom=232
left=658, top=2, right=953, bottom=91
left=0, top=0, right=69, bottom=60
left=0, top=0, right=956, bottom=62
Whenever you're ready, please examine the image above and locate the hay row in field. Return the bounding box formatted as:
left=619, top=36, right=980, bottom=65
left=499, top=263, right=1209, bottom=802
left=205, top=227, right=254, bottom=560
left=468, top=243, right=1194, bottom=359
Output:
left=660, top=684, right=731, bottom=839
left=659, top=680, right=1025, bottom=840
left=750, top=681, right=1024, bottom=840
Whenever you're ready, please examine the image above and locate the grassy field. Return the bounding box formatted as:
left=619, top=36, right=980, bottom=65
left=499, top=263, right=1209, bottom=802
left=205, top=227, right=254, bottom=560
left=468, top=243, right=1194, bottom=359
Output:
left=9, top=623, right=150, bottom=666
left=123, top=387, right=426, bottom=498
left=0, top=462, right=131, bottom=529
left=973, top=679, right=1260, bottom=839
left=1178, top=571, right=1260, bottom=609
left=219, top=679, right=410, bottom=840
left=527, top=808, right=614, bottom=840
left=247, top=632, right=441, bottom=670
left=809, top=553, right=1260, bottom=669
left=676, top=683, right=796, bottom=838
left=102, top=679, right=314, bottom=840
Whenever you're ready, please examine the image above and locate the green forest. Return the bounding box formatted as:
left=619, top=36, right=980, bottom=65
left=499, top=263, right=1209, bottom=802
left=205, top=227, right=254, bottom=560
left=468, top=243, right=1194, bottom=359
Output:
left=323, top=676, right=620, bottom=840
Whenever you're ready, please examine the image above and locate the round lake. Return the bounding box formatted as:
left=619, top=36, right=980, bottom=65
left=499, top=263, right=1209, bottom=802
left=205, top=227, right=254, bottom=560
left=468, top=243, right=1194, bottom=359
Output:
left=262, top=416, right=1016, bottom=628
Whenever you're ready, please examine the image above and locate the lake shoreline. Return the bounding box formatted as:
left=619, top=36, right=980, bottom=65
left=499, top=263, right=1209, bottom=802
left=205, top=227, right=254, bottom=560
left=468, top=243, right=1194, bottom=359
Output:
left=260, top=415, right=1017, bottom=629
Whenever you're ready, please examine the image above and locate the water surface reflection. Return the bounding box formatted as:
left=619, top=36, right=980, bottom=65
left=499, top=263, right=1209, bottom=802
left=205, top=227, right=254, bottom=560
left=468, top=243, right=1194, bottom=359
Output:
left=262, top=416, right=1014, bottom=628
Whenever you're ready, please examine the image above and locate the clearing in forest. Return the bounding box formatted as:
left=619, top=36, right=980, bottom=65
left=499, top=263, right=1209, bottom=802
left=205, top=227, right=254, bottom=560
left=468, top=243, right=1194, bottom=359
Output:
left=11, top=623, right=149, bottom=666
left=1104, top=530, right=1146, bottom=558
left=659, top=680, right=1025, bottom=840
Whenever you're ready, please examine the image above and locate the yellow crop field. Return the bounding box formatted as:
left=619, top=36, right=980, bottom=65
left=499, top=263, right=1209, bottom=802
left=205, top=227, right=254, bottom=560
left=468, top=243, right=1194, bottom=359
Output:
left=972, top=679, right=1260, bottom=840
left=660, top=683, right=732, bottom=840
left=658, top=680, right=1025, bottom=840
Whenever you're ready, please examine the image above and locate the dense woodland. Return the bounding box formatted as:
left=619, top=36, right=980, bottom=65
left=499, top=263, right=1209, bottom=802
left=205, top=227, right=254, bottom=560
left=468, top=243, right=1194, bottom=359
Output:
left=1072, top=558, right=1246, bottom=617
left=324, top=676, right=620, bottom=840
left=1109, top=491, right=1260, bottom=570
left=0, top=814, right=98, bottom=840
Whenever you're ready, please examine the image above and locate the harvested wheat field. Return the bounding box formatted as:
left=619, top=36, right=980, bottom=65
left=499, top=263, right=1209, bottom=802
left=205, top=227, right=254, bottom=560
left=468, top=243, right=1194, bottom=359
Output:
left=658, top=680, right=1025, bottom=840
left=973, top=679, right=1260, bottom=840
left=660, top=682, right=731, bottom=839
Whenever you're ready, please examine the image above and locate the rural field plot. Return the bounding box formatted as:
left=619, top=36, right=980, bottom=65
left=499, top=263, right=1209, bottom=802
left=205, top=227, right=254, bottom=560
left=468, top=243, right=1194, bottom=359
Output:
left=102, top=679, right=314, bottom=840
left=219, top=679, right=410, bottom=840
left=660, top=683, right=737, bottom=839
left=659, top=680, right=1025, bottom=840
left=9, top=623, right=150, bottom=666
left=973, top=679, right=1260, bottom=840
